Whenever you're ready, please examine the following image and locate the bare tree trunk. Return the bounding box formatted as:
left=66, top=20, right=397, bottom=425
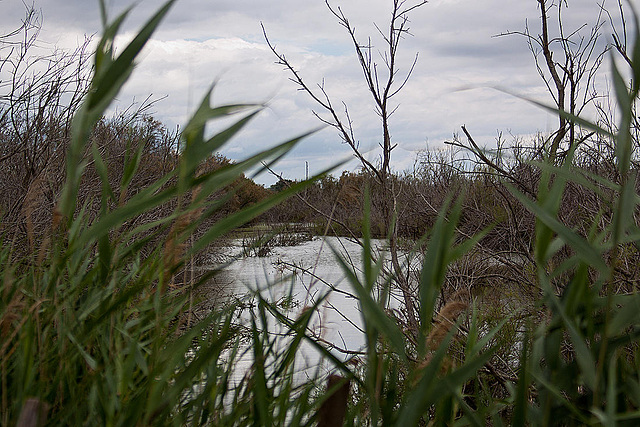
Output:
left=264, top=0, right=427, bottom=338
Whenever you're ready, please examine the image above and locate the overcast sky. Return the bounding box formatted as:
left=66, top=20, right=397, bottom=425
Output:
left=2, top=0, right=631, bottom=185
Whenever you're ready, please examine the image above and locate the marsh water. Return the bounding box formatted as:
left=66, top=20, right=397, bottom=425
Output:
left=215, top=235, right=391, bottom=381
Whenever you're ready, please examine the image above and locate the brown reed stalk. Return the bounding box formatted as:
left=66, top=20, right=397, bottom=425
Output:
left=162, top=185, right=202, bottom=290
left=417, top=290, right=470, bottom=375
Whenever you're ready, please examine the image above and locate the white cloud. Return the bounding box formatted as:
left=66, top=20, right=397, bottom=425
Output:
left=1, top=0, right=624, bottom=185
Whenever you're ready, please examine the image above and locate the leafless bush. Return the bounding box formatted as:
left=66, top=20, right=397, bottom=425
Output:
left=0, top=5, right=91, bottom=249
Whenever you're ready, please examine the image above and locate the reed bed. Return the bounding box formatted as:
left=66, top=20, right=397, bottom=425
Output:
left=3, top=1, right=640, bottom=425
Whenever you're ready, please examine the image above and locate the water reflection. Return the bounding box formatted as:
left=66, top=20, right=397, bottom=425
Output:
left=220, top=236, right=388, bottom=357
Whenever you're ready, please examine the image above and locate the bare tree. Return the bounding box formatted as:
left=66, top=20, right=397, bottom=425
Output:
left=0, top=4, right=91, bottom=246
left=264, top=0, right=428, bottom=334
left=446, top=0, right=611, bottom=210
left=496, top=0, right=608, bottom=159
left=264, top=0, right=426, bottom=183
left=0, top=6, right=91, bottom=163
left=605, top=0, right=640, bottom=165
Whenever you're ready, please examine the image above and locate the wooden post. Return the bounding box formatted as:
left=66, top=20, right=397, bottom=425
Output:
left=318, top=374, right=350, bottom=427
left=17, top=398, right=49, bottom=427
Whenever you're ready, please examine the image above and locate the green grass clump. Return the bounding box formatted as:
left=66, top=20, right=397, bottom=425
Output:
left=0, top=1, right=325, bottom=424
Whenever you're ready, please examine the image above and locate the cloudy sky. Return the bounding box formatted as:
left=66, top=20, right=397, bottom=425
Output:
left=2, top=0, right=628, bottom=185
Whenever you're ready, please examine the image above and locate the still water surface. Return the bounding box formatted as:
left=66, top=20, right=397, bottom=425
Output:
left=217, top=236, right=388, bottom=381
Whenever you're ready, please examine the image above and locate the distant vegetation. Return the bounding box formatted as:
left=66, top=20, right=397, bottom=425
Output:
left=3, top=0, right=640, bottom=425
